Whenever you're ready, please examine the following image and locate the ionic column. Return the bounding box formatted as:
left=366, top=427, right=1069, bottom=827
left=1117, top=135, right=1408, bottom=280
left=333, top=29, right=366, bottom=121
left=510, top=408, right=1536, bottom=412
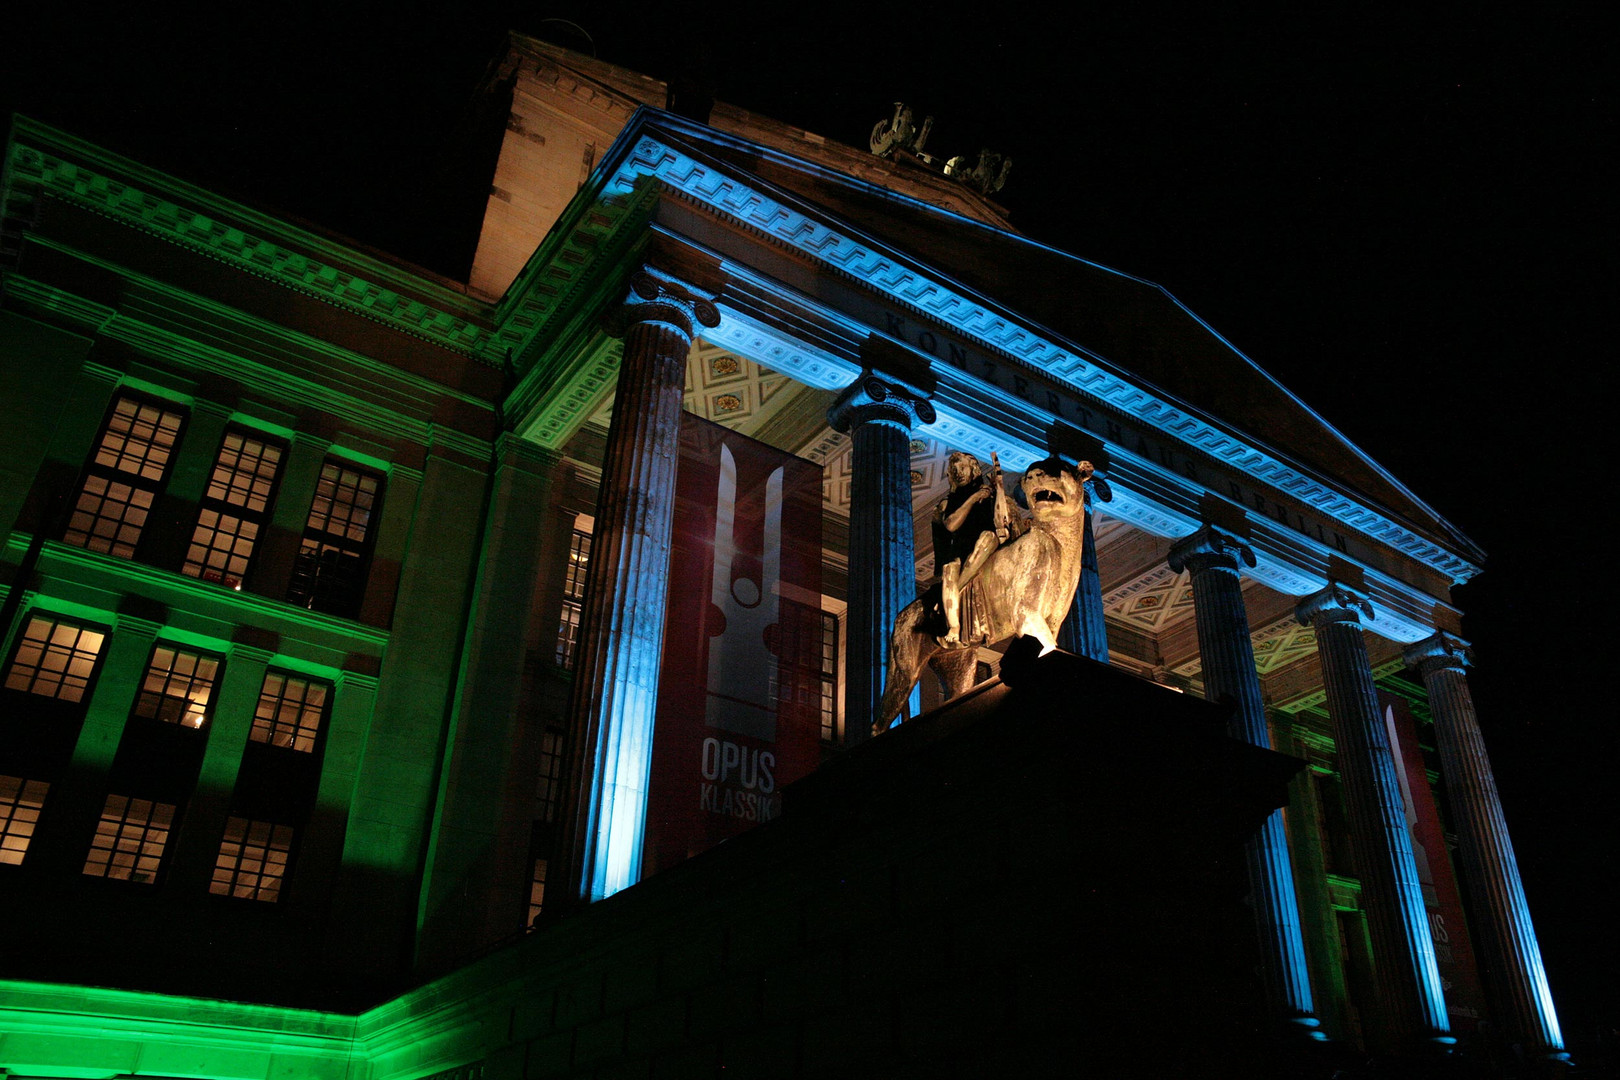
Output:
left=1058, top=474, right=1110, bottom=662
left=1168, top=525, right=1319, bottom=1037
left=1297, top=583, right=1451, bottom=1053
left=828, top=372, right=934, bottom=743
left=562, top=269, right=719, bottom=903
left=1405, top=633, right=1566, bottom=1060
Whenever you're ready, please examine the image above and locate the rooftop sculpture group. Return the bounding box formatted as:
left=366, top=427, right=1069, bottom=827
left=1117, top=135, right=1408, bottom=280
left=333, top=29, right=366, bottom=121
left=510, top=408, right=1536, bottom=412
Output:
left=875, top=452, right=1092, bottom=731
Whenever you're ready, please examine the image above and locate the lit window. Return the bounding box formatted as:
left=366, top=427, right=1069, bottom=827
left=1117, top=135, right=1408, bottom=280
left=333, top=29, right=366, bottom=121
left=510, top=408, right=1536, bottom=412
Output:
left=183, top=431, right=284, bottom=590
left=0, top=776, right=50, bottom=866
left=287, top=461, right=382, bottom=618
left=817, top=611, right=838, bottom=742
left=64, top=395, right=185, bottom=559
left=83, top=794, right=174, bottom=883
left=210, top=816, right=293, bottom=902
left=3, top=616, right=105, bottom=703
left=535, top=730, right=564, bottom=823
left=248, top=672, right=327, bottom=753
left=555, top=529, right=592, bottom=669
left=133, top=646, right=220, bottom=729
left=773, top=601, right=840, bottom=742
left=528, top=856, right=548, bottom=926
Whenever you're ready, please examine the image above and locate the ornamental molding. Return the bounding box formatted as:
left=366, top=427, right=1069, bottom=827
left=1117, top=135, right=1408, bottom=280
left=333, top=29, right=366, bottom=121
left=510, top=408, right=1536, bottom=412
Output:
left=5, top=131, right=498, bottom=361
left=546, top=120, right=1480, bottom=584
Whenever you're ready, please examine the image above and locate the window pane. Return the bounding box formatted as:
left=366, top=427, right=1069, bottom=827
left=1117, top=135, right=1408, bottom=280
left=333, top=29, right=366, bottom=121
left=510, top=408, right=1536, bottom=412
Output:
left=0, top=776, right=50, bottom=866
left=133, top=645, right=220, bottom=728
left=210, top=816, right=293, bottom=901
left=248, top=671, right=327, bottom=752
left=83, top=794, right=175, bottom=883
left=4, top=616, right=105, bottom=702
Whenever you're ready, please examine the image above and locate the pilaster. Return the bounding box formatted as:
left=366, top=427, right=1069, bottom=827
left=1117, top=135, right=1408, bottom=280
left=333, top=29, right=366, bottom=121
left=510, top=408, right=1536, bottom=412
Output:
left=1297, top=583, right=1451, bottom=1054
left=31, top=613, right=160, bottom=876
left=1404, top=632, right=1566, bottom=1060
left=1168, top=523, right=1319, bottom=1037
left=166, top=643, right=273, bottom=891
left=560, top=269, right=718, bottom=904
left=828, top=371, right=934, bottom=743
left=417, top=435, right=562, bottom=970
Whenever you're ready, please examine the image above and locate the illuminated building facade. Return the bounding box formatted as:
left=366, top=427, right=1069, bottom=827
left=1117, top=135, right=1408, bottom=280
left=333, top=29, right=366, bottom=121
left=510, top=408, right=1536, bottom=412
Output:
left=0, top=33, right=1565, bottom=1077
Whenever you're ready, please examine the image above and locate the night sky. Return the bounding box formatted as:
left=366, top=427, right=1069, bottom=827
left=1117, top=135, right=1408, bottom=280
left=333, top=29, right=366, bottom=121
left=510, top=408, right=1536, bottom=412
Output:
left=3, top=0, right=1611, bottom=1058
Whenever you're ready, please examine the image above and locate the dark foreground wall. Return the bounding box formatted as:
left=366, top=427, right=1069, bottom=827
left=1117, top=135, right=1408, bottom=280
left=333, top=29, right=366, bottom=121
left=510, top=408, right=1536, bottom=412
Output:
left=0, top=648, right=1305, bottom=1078
left=360, top=645, right=1305, bottom=1079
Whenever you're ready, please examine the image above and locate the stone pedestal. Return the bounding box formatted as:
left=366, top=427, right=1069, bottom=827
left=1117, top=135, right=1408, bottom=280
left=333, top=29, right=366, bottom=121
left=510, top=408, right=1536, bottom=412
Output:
left=828, top=373, right=933, bottom=743
left=1405, top=632, right=1567, bottom=1060
left=1169, top=525, right=1318, bottom=1037
left=562, top=270, right=718, bottom=903
left=1297, top=584, right=1451, bottom=1053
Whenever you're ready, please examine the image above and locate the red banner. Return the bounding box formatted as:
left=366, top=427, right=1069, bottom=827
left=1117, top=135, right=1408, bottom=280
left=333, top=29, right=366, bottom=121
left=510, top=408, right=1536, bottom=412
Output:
left=1381, top=691, right=1488, bottom=1032
left=641, top=414, right=823, bottom=876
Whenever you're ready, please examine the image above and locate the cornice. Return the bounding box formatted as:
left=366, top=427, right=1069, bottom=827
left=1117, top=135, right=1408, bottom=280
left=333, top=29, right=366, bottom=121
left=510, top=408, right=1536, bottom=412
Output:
left=4, top=123, right=499, bottom=363
left=7, top=534, right=391, bottom=651
left=547, top=115, right=1481, bottom=584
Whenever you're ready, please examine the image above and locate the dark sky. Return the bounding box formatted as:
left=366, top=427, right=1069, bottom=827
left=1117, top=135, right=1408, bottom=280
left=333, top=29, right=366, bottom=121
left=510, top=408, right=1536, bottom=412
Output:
left=3, top=0, right=1612, bottom=1056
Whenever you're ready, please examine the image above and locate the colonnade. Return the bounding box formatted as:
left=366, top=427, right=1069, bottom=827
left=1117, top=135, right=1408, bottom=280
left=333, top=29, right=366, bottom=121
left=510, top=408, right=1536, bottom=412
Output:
left=555, top=269, right=1565, bottom=1061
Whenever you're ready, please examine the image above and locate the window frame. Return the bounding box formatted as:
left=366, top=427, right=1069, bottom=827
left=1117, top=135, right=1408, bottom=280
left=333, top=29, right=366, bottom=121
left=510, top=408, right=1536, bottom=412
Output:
left=81, top=792, right=178, bottom=885
left=246, top=669, right=331, bottom=755
left=2, top=613, right=109, bottom=707
left=209, top=814, right=296, bottom=903
left=130, top=642, right=225, bottom=731
left=555, top=527, right=593, bottom=670
left=62, top=392, right=188, bottom=561
left=182, top=426, right=287, bottom=591
left=286, top=458, right=384, bottom=619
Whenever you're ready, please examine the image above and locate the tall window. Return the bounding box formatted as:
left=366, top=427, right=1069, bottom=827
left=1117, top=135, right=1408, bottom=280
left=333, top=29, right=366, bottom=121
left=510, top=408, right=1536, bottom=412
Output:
left=555, top=528, right=592, bottom=669
left=247, top=671, right=328, bottom=753
left=287, top=461, right=382, bottom=618
left=83, top=794, right=175, bottom=883
left=210, top=816, right=294, bottom=902
left=535, top=730, right=565, bottom=823
left=774, top=601, right=840, bottom=742
left=183, top=430, right=284, bottom=590
left=64, top=394, right=185, bottom=559
left=0, top=776, right=50, bottom=866
left=133, top=646, right=221, bottom=729
left=4, top=616, right=105, bottom=703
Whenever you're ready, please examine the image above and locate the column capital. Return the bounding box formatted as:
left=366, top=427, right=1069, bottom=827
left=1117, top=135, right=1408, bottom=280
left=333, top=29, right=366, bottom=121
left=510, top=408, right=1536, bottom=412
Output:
left=606, top=267, right=721, bottom=342
left=826, top=370, right=936, bottom=434
left=1404, top=630, right=1472, bottom=677
left=1295, top=580, right=1374, bottom=628
left=1167, top=523, right=1255, bottom=577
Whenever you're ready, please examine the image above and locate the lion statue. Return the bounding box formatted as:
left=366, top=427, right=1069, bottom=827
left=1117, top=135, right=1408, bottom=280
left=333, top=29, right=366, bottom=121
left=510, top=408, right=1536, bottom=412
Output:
left=874, top=457, right=1092, bottom=733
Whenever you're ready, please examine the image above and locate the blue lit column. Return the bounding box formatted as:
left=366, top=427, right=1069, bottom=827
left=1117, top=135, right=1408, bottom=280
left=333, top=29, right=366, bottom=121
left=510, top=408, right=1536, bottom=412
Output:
left=1169, top=524, right=1319, bottom=1038
left=1297, top=583, right=1452, bottom=1053
left=1058, top=475, right=1110, bottom=661
left=563, top=269, right=719, bottom=903
left=1405, top=632, right=1567, bottom=1061
left=828, top=372, right=933, bottom=743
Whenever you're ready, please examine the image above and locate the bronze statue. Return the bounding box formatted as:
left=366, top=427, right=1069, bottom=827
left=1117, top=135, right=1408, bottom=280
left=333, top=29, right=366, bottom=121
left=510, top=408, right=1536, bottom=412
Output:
left=875, top=456, right=1092, bottom=732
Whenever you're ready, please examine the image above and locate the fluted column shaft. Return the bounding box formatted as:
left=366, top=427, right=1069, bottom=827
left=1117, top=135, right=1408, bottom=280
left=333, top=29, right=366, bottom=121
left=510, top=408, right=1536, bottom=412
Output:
left=1407, top=634, right=1565, bottom=1057
left=563, top=271, right=719, bottom=903
left=1058, top=502, right=1108, bottom=661
left=1299, top=585, right=1451, bottom=1052
left=1169, top=527, right=1317, bottom=1034
left=829, top=374, right=934, bottom=744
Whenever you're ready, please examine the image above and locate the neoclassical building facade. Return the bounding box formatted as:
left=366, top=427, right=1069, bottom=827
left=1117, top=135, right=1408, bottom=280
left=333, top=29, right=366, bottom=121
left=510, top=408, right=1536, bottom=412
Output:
left=0, top=33, right=1563, bottom=1077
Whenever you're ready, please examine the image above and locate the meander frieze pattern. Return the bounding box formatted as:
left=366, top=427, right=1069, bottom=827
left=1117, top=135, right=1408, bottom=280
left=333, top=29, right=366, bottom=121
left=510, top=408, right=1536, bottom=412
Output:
left=573, top=131, right=1477, bottom=584
left=6, top=142, right=498, bottom=359
left=11, top=122, right=1476, bottom=585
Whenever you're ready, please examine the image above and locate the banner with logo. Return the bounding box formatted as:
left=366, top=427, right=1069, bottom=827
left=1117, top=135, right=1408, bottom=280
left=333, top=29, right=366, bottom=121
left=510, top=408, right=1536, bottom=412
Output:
left=641, top=414, right=823, bottom=876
